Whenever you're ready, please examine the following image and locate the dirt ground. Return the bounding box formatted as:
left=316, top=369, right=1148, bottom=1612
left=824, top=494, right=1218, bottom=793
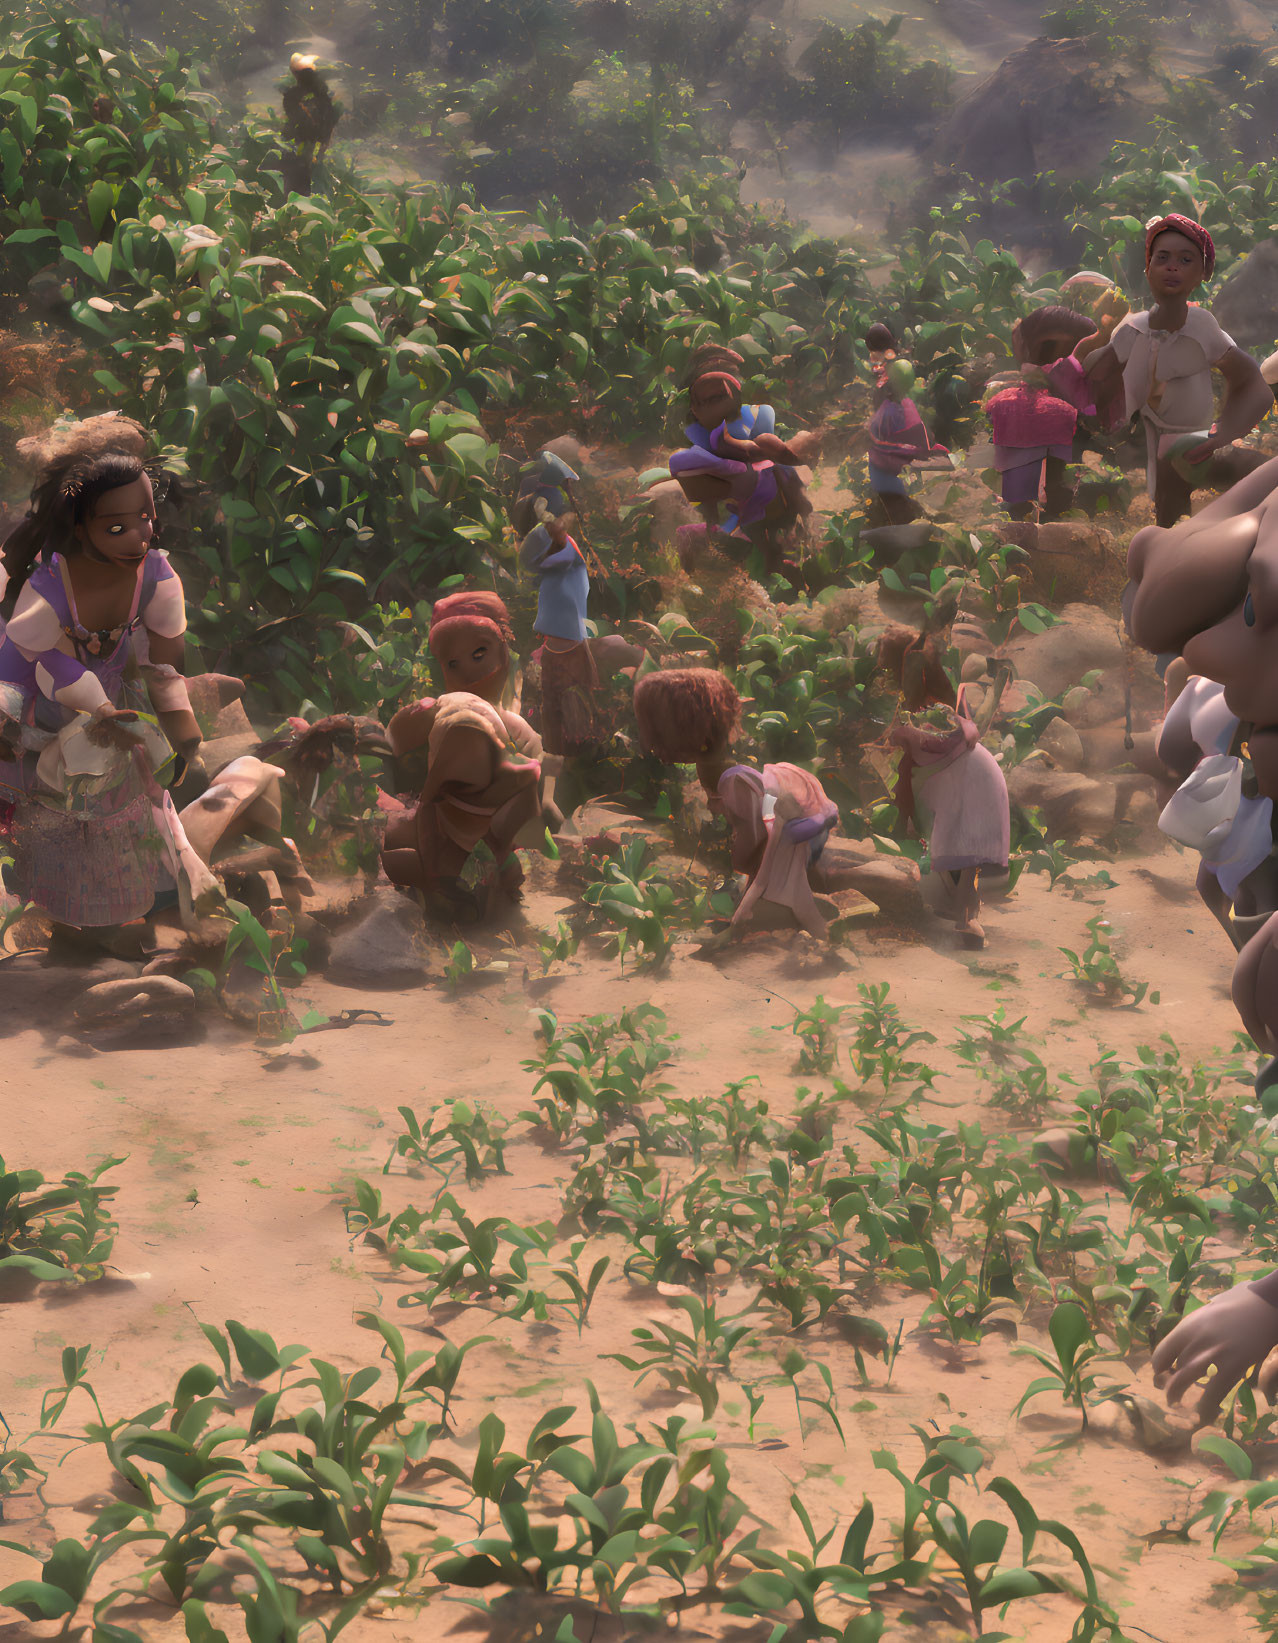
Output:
left=0, top=821, right=1268, bottom=1643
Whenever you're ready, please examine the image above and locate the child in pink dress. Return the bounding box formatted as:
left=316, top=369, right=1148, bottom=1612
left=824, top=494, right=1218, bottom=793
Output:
left=891, top=690, right=1009, bottom=948
left=985, top=306, right=1097, bottom=520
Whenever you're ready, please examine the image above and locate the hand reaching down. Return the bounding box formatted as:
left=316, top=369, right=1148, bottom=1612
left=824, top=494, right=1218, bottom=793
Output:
left=1152, top=1280, right=1278, bottom=1424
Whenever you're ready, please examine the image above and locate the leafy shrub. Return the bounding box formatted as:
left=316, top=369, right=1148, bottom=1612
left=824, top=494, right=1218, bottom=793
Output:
left=0, top=1154, right=121, bottom=1283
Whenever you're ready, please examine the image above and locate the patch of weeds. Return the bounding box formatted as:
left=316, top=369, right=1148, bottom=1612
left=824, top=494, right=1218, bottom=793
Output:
left=845, top=982, right=939, bottom=1104
left=953, top=1007, right=1059, bottom=1121
left=519, top=1003, right=678, bottom=1144
left=580, top=836, right=711, bottom=969
left=774, top=994, right=853, bottom=1075
left=606, top=1295, right=759, bottom=1417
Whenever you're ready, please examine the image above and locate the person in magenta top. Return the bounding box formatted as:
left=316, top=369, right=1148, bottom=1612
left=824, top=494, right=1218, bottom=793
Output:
left=864, top=324, right=948, bottom=525
left=985, top=305, right=1098, bottom=520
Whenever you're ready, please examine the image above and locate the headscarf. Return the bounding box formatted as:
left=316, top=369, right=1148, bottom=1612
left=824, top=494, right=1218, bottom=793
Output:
left=427, top=591, right=512, bottom=703
left=428, top=590, right=513, bottom=647
left=1144, top=214, right=1216, bottom=280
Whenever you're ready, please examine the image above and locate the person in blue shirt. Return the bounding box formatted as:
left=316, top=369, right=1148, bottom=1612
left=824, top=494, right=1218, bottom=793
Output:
left=518, top=450, right=602, bottom=819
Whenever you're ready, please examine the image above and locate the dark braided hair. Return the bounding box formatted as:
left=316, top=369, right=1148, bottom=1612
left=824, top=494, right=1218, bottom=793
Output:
left=1013, top=305, right=1095, bottom=367
left=1, top=416, right=149, bottom=621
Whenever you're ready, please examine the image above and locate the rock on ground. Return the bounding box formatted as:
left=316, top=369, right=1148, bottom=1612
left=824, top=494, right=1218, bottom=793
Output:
left=324, top=887, right=434, bottom=988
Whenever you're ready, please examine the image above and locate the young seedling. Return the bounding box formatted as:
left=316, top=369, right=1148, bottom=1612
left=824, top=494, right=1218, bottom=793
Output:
left=519, top=1003, right=677, bottom=1144
left=847, top=982, right=939, bottom=1104
left=443, top=938, right=511, bottom=990
left=606, top=1295, right=759, bottom=1417
left=1060, top=916, right=1158, bottom=1007
left=648, top=1077, right=775, bottom=1166
left=383, top=1099, right=509, bottom=1184
left=774, top=995, right=853, bottom=1075
left=1012, top=1301, right=1126, bottom=1434
left=534, top=917, right=581, bottom=974
left=872, top=1427, right=1118, bottom=1636
left=551, top=1244, right=611, bottom=1338
left=580, top=836, right=710, bottom=969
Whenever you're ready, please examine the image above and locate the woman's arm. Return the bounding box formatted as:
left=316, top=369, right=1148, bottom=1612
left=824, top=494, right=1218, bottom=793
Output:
left=1153, top=1273, right=1278, bottom=1423
left=1182, top=346, right=1274, bottom=463
left=520, top=518, right=582, bottom=571
left=140, top=563, right=202, bottom=762
left=145, top=628, right=202, bottom=760
left=715, top=428, right=816, bottom=465
left=1082, top=339, right=1122, bottom=391
left=1081, top=340, right=1126, bottom=428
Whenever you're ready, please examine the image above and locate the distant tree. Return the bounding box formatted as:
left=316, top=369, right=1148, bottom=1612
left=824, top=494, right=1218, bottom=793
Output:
left=797, top=15, right=954, bottom=142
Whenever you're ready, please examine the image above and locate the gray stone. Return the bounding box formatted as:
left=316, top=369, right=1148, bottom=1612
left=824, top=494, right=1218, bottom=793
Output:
left=186, top=674, right=256, bottom=740
left=325, top=888, right=433, bottom=988
left=1001, top=604, right=1126, bottom=700
left=76, top=975, right=197, bottom=1026
left=932, top=36, right=1143, bottom=184
left=1212, top=239, right=1278, bottom=352
left=815, top=846, right=926, bottom=923
left=541, top=434, right=590, bottom=472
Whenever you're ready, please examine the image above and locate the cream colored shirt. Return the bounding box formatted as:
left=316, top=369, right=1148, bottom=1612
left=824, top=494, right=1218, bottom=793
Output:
left=1110, top=306, right=1234, bottom=435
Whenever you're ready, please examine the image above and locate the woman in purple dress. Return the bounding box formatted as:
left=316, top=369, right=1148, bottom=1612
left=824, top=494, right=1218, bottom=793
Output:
left=0, top=416, right=204, bottom=929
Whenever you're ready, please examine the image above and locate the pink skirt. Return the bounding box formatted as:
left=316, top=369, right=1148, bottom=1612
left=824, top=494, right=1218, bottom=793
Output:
left=11, top=789, right=161, bottom=927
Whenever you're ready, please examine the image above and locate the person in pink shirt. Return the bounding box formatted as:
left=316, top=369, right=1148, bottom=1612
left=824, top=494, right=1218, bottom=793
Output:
left=985, top=306, right=1098, bottom=520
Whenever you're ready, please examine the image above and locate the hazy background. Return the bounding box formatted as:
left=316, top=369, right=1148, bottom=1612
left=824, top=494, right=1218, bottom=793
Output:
left=85, top=0, right=1278, bottom=259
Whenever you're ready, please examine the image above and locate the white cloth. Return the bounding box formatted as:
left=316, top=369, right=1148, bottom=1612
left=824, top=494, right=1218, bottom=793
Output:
left=1159, top=753, right=1244, bottom=852
left=1158, top=674, right=1238, bottom=763
left=1159, top=754, right=1275, bottom=899
left=1111, top=306, right=1234, bottom=432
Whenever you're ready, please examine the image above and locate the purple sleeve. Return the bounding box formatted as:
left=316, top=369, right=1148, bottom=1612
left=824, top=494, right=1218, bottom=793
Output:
left=2, top=567, right=104, bottom=706
left=537, top=538, right=584, bottom=569
left=37, top=648, right=95, bottom=693
left=871, top=401, right=908, bottom=439
left=521, top=524, right=580, bottom=571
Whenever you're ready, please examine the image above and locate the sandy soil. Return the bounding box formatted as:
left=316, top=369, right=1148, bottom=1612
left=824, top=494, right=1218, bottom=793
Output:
left=0, top=821, right=1269, bottom=1643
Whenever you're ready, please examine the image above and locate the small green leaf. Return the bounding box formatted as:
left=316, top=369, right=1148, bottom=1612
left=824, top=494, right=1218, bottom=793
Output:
left=1195, top=1432, right=1253, bottom=1479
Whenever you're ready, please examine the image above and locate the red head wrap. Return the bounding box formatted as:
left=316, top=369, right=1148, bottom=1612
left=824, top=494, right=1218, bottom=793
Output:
left=1144, top=214, right=1215, bottom=280
left=690, top=371, right=742, bottom=403
left=427, top=590, right=513, bottom=651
